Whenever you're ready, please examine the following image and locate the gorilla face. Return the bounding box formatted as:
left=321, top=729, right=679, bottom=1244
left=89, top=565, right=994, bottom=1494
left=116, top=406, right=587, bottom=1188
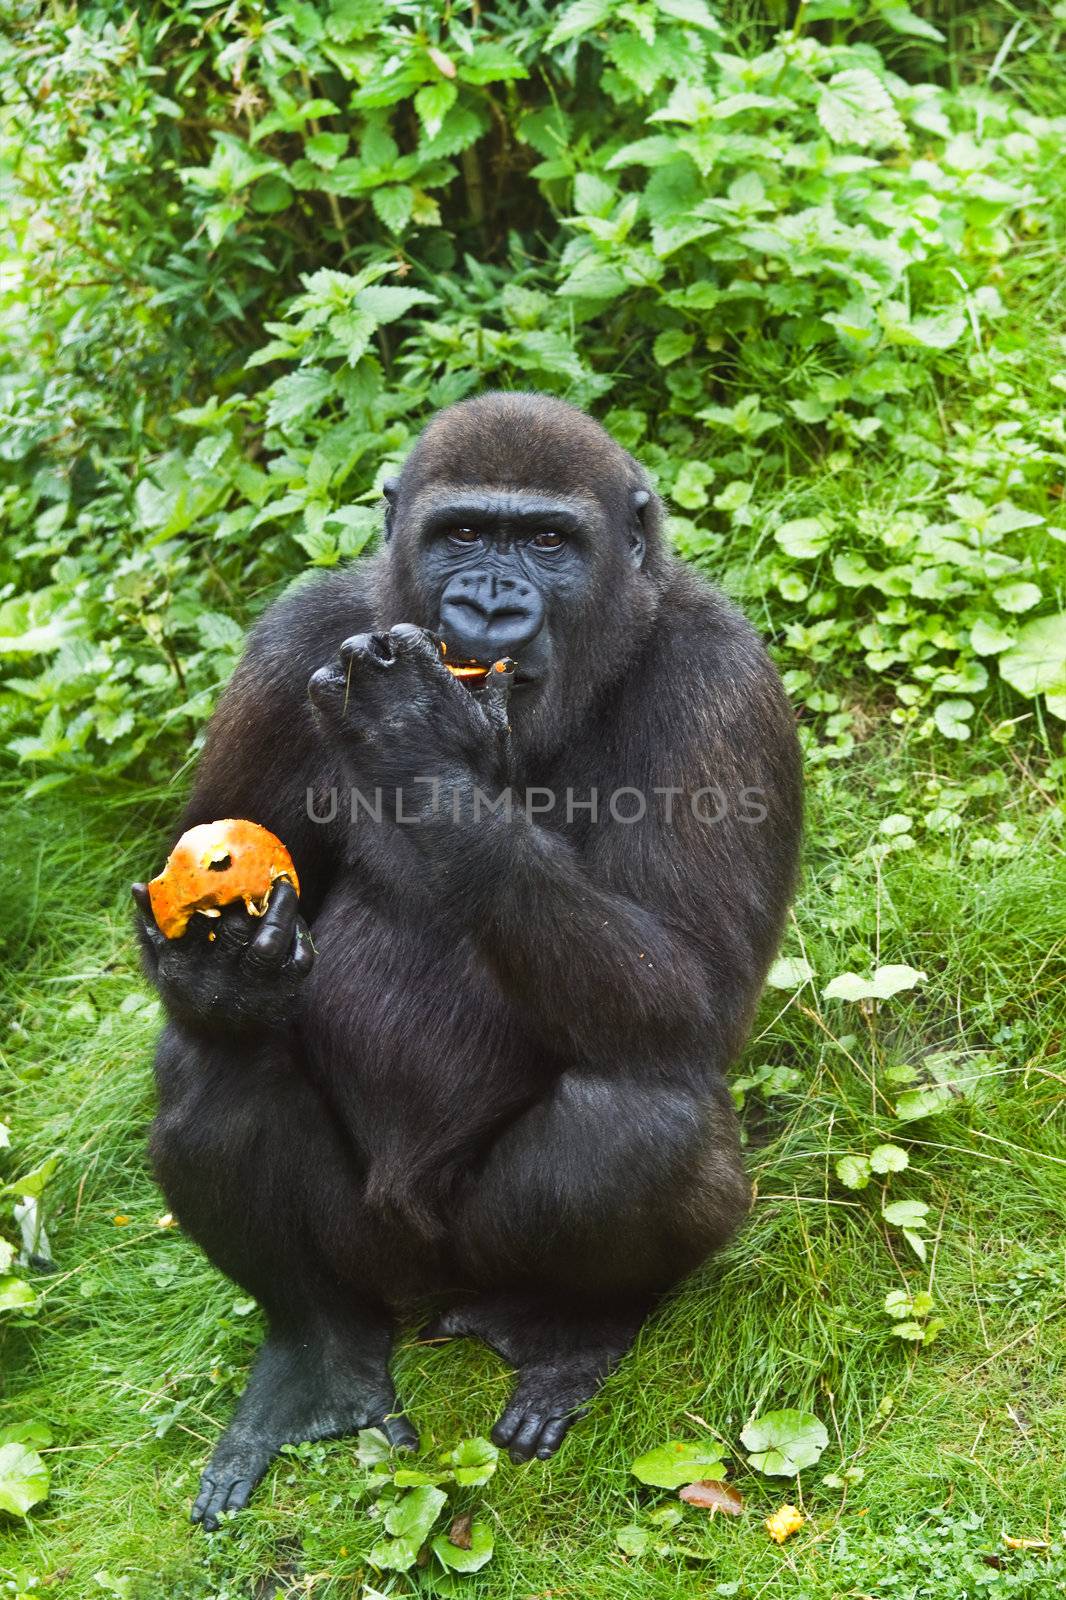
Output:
left=374, top=393, right=664, bottom=749
left=410, top=487, right=608, bottom=689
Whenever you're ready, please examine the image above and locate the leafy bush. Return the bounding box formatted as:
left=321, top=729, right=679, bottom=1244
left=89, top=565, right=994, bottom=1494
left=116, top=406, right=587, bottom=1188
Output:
left=1, top=0, right=1063, bottom=789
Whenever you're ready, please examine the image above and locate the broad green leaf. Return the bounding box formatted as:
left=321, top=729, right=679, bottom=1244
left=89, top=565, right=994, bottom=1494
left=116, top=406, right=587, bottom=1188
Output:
left=371, top=184, right=414, bottom=233
left=774, top=518, right=832, bottom=559
left=970, top=618, right=1015, bottom=656
left=653, top=328, right=695, bottom=366
left=823, top=966, right=925, bottom=1002
left=0, top=1277, right=35, bottom=1311
left=765, top=956, right=813, bottom=990
left=631, top=1439, right=727, bottom=1488
left=895, top=1084, right=954, bottom=1121
left=547, top=0, right=612, bottom=47
left=883, top=1198, right=929, bottom=1229
left=0, top=1442, right=49, bottom=1517
left=933, top=698, right=974, bottom=740
left=371, top=1485, right=448, bottom=1570
left=993, top=582, right=1042, bottom=615
left=354, top=1427, right=393, bottom=1467
left=741, top=1411, right=828, bottom=1477
left=877, top=4, right=945, bottom=41
left=616, top=1523, right=650, bottom=1556
left=817, top=69, right=906, bottom=150
left=358, top=286, right=437, bottom=325
left=999, top=614, right=1066, bottom=705
left=439, top=1437, right=498, bottom=1486
left=835, top=1154, right=871, bottom=1190
left=431, top=1517, right=494, bottom=1572
left=265, top=369, right=334, bottom=431
left=6, top=1157, right=57, bottom=1199
left=414, top=82, right=456, bottom=141
left=869, top=1143, right=908, bottom=1174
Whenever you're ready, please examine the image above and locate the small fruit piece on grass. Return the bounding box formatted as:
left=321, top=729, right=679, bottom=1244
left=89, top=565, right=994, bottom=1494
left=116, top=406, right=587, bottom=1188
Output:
left=766, top=1504, right=804, bottom=1544
left=147, top=819, right=300, bottom=939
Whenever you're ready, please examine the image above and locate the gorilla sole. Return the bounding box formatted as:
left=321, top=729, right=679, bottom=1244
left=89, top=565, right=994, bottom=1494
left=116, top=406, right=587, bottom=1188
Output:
left=136, top=391, right=802, bottom=1529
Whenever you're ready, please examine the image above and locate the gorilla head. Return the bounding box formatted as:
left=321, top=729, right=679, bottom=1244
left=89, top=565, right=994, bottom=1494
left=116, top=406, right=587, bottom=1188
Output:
left=372, top=392, right=668, bottom=751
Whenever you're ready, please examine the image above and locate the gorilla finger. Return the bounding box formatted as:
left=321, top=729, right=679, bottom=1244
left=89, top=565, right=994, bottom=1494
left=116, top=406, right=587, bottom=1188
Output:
left=221, top=1477, right=253, bottom=1515
left=285, top=920, right=315, bottom=977
left=339, top=630, right=398, bottom=674
left=480, top=658, right=516, bottom=731
left=131, top=883, right=166, bottom=951
left=534, top=1415, right=574, bottom=1459
left=245, top=879, right=299, bottom=970
left=490, top=1402, right=525, bottom=1449
left=382, top=1413, right=419, bottom=1451
left=508, top=1414, right=546, bottom=1463
left=387, top=622, right=442, bottom=669
left=191, top=1475, right=217, bottom=1526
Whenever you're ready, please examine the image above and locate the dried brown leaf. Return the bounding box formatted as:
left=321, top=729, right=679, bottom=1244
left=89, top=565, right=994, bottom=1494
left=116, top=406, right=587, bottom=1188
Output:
left=678, top=1479, right=744, bottom=1516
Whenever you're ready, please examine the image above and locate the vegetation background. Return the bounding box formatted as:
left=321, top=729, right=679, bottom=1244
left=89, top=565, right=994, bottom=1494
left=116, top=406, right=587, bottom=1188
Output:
left=0, top=0, right=1064, bottom=1595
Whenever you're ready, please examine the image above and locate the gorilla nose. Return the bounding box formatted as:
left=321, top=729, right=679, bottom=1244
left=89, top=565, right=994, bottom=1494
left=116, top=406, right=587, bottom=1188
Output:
left=438, top=573, right=544, bottom=661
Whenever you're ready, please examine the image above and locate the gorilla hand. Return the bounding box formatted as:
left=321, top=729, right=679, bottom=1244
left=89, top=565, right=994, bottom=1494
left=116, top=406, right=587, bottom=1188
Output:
left=132, top=878, right=313, bottom=1034
left=307, top=623, right=515, bottom=825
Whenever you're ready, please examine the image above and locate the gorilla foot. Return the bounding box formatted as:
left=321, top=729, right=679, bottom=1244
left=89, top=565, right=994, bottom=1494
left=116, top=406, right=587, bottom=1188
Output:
left=423, top=1293, right=647, bottom=1464
left=192, top=1318, right=416, bottom=1530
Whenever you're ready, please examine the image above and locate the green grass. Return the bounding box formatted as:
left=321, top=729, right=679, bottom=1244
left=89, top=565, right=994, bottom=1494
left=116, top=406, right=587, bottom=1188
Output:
left=1, top=728, right=1064, bottom=1600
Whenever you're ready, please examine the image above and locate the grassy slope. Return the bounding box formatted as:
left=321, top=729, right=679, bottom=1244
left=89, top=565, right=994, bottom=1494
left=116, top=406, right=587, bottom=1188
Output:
left=0, top=724, right=1063, bottom=1598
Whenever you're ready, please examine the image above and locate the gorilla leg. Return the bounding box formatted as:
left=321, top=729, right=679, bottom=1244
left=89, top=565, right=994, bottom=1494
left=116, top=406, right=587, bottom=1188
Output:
left=151, top=1025, right=416, bottom=1529
left=431, top=1071, right=749, bottom=1462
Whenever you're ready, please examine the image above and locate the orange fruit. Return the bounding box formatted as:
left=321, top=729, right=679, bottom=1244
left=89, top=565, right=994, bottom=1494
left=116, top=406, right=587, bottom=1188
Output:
left=147, top=819, right=299, bottom=940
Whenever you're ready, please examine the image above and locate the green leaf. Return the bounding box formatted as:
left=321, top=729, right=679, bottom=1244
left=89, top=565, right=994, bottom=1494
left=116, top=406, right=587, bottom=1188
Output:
left=7, top=1157, right=57, bottom=1199
left=895, top=1084, right=954, bottom=1121
left=999, top=613, right=1066, bottom=708
left=817, top=69, right=906, bottom=149
left=877, top=4, right=945, bottom=41
left=371, top=1485, right=448, bottom=1570
left=656, top=0, right=721, bottom=28
left=835, top=1154, right=871, bottom=1190
left=0, top=1442, right=50, bottom=1517
left=305, top=132, right=349, bottom=169
left=774, top=518, right=832, bottom=559
left=765, top=956, right=813, bottom=990
left=371, top=185, right=414, bottom=233
left=823, top=966, right=926, bottom=1002
left=933, top=698, right=974, bottom=740
left=616, top=1523, right=651, bottom=1557
left=432, top=1517, right=494, bottom=1572
left=355, top=1427, right=394, bottom=1467
left=970, top=618, right=1015, bottom=656
left=653, top=329, right=695, bottom=366
left=993, top=582, right=1042, bottom=615
left=415, top=82, right=457, bottom=141
left=0, top=1277, right=36, bottom=1311
left=740, top=1411, right=828, bottom=1477
left=547, top=0, right=613, bottom=47
left=883, top=1198, right=929, bottom=1229
left=439, top=1437, right=499, bottom=1486
left=358, top=285, right=437, bottom=326
left=869, top=1143, right=909, bottom=1174
left=265, top=369, right=334, bottom=431
left=631, top=1439, right=728, bottom=1488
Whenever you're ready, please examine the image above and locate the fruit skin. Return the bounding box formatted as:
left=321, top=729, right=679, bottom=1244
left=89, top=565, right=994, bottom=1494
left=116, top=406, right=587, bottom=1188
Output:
left=147, top=820, right=299, bottom=940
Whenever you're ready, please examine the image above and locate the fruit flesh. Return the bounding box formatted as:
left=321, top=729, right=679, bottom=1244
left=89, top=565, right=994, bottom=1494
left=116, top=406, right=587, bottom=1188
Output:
left=147, top=819, right=299, bottom=939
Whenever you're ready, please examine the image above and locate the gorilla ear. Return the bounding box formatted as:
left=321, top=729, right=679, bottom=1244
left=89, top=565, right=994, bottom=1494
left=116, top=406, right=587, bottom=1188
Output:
left=381, top=476, right=399, bottom=541
left=628, top=487, right=650, bottom=568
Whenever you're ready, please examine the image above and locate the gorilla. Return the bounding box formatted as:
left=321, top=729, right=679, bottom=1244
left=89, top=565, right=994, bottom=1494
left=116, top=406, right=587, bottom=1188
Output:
left=133, top=391, right=802, bottom=1530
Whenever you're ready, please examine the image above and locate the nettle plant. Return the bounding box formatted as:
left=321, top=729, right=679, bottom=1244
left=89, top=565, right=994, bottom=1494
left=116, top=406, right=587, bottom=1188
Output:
left=0, top=0, right=1063, bottom=784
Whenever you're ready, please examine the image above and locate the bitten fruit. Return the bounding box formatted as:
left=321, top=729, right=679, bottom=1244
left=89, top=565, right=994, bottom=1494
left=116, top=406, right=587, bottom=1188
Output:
left=147, top=819, right=299, bottom=940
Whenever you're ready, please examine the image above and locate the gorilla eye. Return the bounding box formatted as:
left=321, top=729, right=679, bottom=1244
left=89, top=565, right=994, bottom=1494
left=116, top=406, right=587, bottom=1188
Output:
left=447, top=526, right=480, bottom=546
left=532, top=530, right=565, bottom=551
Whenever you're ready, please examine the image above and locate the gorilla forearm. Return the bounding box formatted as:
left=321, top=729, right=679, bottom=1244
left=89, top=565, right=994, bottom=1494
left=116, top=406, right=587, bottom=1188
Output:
left=421, top=810, right=727, bottom=1064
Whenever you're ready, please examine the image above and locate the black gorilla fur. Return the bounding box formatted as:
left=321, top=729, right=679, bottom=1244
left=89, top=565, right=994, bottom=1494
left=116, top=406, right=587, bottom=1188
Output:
left=134, top=392, right=802, bottom=1529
